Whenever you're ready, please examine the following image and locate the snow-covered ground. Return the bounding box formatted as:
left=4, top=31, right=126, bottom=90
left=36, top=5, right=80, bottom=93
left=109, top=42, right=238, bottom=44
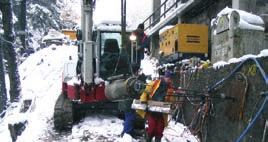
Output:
left=0, top=45, right=77, bottom=142
left=0, top=44, right=199, bottom=142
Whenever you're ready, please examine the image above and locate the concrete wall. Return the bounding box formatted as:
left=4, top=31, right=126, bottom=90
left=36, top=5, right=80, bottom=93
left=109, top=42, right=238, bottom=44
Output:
left=178, top=0, right=267, bottom=63
left=166, top=0, right=267, bottom=27
left=232, top=0, right=257, bottom=13
left=150, top=0, right=161, bottom=57
left=234, top=29, right=265, bottom=55
left=157, top=0, right=268, bottom=141
left=181, top=0, right=232, bottom=25
left=152, top=0, right=161, bottom=25
left=211, top=22, right=265, bottom=63
left=179, top=56, right=268, bottom=142
left=256, top=1, right=268, bottom=14
left=213, top=4, right=266, bottom=63
left=149, top=0, right=267, bottom=59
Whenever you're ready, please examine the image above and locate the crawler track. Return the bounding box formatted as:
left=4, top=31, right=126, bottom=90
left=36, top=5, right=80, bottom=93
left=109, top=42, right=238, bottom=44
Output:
left=54, top=93, right=73, bottom=131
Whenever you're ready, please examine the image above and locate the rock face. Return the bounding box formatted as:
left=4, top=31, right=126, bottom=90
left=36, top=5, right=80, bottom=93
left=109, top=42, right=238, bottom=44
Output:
left=20, top=99, right=32, bottom=113
left=8, top=120, right=28, bottom=142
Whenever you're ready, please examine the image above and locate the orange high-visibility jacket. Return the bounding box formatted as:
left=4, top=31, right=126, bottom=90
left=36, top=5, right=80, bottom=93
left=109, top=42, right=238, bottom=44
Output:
left=136, top=79, right=173, bottom=126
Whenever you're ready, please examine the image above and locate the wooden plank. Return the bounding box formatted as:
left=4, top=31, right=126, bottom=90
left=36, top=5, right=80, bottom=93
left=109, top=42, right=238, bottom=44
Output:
left=131, top=99, right=174, bottom=114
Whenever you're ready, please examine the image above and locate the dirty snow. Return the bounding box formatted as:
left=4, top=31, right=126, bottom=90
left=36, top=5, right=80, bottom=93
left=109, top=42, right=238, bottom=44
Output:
left=163, top=121, right=198, bottom=142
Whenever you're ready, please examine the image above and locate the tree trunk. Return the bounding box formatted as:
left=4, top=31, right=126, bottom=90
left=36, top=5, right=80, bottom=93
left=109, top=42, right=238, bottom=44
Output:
left=0, top=36, right=7, bottom=116
left=18, top=0, right=27, bottom=49
left=0, top=0, right=21, bottom=102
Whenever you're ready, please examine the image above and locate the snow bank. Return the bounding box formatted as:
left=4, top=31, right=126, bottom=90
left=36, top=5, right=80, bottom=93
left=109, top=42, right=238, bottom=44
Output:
left=159, top=25, right=175, bottom=35
left=42, top=29, right=66, bottom=41
left=163, top=121, right=199, bottom=142
left=213, top=49, right=268, bottom=69
left=0, top=45, right=78, bottom=142
left=70, top=115, right=124, bottom=142
left=18, top=45, right=77, bottom=142
left=217, top=7, right=264, bottom=25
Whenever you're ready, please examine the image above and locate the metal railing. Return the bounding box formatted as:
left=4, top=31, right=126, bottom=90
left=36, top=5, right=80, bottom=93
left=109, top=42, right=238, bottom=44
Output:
left=142, top=0, right=184, bottom=31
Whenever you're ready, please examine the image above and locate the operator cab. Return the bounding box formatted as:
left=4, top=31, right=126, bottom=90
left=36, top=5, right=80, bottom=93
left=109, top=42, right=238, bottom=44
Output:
left=77, top=21, right=135, bottom=80
left=93, top=21, right=134, bottom=79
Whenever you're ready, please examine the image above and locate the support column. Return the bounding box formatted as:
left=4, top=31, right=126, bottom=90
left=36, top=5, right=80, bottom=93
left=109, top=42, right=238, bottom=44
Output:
left=232, top=0, right=256, bottom=12
left=152, top=0, right=161, bottom=26
left=150, top=0, right=161, bottom=57
left=150, top=34, right=160, bottom=58
left=178, top=17, right=183, bottom=24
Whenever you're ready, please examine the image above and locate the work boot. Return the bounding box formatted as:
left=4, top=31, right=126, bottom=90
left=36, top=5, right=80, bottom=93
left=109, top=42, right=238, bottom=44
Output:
left=120, top=132, right=124, bottom=137
left=146, top=136, right=152, bottom=142
left=155, top=137, right=161, bottom=142
left=145, top=133, right=152, bottom=142
left=128, top=130, right=138, bottom=139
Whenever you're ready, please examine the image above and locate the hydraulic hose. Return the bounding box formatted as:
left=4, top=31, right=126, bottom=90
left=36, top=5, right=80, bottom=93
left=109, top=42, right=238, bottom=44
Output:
left=235, top=94, right=268, bottom=142
left=208, top=57, right=268, bottom=93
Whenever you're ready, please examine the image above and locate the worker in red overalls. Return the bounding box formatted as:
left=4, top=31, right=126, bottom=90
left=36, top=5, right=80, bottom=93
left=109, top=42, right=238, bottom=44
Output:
left=136, top=70, right=174, bottom=142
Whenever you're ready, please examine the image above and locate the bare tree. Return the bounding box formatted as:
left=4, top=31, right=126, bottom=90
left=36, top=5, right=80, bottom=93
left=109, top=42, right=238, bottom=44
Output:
left=17, top=0, right=27, bottom=50
left=0, top=0, right=21, bottom=102
left=0, top=35, right=7, bottom=116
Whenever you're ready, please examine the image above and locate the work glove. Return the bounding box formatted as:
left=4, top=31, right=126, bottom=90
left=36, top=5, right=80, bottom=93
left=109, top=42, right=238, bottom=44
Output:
left=145, top=105, right=149, bottom=112
left=141, top=101, right=149, bottom=112
left=136, top=46, right=142, bottom=51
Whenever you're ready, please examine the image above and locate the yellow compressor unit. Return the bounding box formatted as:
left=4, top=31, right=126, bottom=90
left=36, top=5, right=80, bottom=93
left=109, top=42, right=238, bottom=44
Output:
left=159, top=24, right=208, bottom=60
left=62, top=29, right=77, bottom=40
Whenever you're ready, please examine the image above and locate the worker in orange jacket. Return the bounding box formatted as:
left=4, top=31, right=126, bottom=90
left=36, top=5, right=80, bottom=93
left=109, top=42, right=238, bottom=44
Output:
left=136, top=70, right=174, bottom=142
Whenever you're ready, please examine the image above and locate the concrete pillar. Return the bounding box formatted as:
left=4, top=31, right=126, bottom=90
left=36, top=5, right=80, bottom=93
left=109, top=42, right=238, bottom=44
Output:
left=150, top=0, right=161, bottom=58
left=178, top=17, right=183, bottom=23
left=152, top=0, right=161, bottom=26
left=150, top=34, right=160, bottom=58
left=232, top=0, right=256, bottom=12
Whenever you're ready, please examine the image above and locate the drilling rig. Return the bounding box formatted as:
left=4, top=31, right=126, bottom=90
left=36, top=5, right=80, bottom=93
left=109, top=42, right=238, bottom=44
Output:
left=53, top=0, right=143, bottom=131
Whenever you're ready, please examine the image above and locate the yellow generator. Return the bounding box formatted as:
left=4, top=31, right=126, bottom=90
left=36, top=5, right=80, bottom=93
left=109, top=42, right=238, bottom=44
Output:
left=159, top=24, right=208, bottom=61
left=62, top=29, right=77, bottom=40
